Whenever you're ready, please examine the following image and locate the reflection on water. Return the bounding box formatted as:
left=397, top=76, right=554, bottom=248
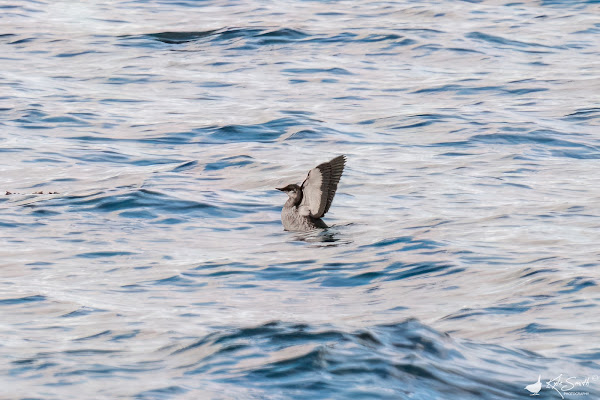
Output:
left=291, top=226, right=348, bottom=245
left=1, top=0, right=600, bottom=399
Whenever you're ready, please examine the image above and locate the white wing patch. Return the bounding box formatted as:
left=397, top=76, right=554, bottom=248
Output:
left=300, top=168, right=324, bottom=216
left=298, top=205, right=311, bottom=216
left=299, top=155, right=345, bottom=219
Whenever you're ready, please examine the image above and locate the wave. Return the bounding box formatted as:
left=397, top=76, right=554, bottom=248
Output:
left=166, top=319, right=598, bottom=399
left=120, top=26, right=422, bottom=51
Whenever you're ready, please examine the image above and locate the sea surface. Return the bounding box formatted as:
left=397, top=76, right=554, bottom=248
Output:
left=1, top=0, right=600, bottom=399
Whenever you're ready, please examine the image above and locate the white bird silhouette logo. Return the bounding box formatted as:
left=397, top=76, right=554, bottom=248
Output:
left=525, top=375, right=542, bottom=395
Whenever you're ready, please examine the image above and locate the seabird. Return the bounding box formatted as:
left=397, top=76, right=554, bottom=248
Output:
left=276, top=155, right=346, bottom=231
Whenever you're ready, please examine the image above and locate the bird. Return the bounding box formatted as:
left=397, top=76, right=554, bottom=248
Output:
left=276, top=155, right=346, bottom=231
left=525, top=375, right=542, bottom=396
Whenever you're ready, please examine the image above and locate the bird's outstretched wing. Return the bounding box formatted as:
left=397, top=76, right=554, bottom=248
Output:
left=299, top=155, right=346, bottom=218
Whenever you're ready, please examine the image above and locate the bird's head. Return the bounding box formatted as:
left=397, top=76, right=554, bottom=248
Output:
left=276, top=184, right=302, bottom=202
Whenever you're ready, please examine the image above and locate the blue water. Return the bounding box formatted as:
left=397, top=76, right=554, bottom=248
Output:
left=2, top=1, right=600, bottom=399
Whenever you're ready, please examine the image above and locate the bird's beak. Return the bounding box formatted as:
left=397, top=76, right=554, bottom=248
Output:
left=276, top=187, right=285, bottom=191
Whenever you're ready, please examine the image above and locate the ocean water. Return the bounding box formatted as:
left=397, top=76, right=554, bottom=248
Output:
left=1, top=0, right=600, bottom=399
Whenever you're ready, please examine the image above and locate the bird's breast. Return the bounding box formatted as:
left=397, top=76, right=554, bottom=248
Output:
left=281, top=205, right=326, bottom=231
